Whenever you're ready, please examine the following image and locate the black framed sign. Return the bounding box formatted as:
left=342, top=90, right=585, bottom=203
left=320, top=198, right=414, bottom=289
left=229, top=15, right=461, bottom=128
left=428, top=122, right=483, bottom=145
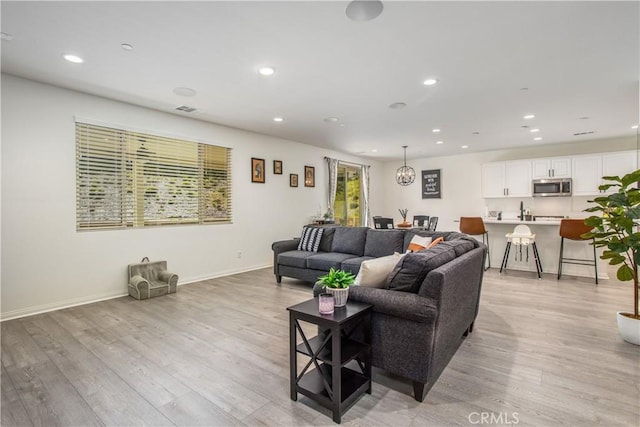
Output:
left=422, top=169, right=441, bottom=199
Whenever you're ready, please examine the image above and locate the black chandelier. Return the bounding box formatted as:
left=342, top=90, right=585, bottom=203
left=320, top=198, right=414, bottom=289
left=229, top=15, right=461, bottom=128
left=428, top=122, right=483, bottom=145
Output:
left=396, top=145, right=415, bottom=186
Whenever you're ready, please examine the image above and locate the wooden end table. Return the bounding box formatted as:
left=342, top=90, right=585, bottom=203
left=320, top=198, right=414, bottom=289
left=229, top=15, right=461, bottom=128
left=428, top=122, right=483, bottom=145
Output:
left=287, top=298, right=372, bottom=424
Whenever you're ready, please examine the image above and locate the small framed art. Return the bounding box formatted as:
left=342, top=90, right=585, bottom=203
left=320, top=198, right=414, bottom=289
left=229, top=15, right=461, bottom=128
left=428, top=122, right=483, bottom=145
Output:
left=304, top=166, right=315, bottom=187
left=273, top=160, right=283, bottom=175
left=251, top=157, right=265, bottom=183
left=290, top=174, right=298, bottom=187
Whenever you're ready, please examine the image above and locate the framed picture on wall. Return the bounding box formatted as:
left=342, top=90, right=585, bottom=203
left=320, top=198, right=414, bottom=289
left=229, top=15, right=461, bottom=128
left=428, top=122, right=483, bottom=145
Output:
left=422, top=169, right=441, bottom=198
left=290, top=173, right=298, bottom=187
left=304, top=166, right=315, bottom=187
left=251, top=157, right=265, bottom=183
left=273, top=160, right=283, bottom=175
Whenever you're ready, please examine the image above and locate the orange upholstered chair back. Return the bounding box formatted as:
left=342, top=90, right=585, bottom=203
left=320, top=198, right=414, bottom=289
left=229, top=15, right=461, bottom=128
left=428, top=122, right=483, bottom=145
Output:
left=559, top=219, right=592, bottom=240
left=459, top=217, right=487, bottom=235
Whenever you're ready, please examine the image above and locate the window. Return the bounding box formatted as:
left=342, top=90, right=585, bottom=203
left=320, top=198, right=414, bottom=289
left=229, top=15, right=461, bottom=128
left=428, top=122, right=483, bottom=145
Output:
left=333, top=164, right=361, bottom=226
left=76, top=122, right=232, bottom=230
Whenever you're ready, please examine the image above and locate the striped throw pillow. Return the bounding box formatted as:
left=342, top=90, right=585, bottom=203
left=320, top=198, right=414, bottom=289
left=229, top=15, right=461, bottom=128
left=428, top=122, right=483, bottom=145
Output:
left=298, top=226, right=324, bottom=252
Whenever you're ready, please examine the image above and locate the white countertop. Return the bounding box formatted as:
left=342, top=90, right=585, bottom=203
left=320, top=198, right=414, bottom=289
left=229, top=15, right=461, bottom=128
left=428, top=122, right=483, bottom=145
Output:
left=483, top=218, right=561, bottom=225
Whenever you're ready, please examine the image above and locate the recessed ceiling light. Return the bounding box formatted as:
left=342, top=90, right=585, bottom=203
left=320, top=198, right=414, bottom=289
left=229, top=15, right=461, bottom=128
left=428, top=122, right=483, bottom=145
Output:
left=631, top=125, right=638, bottom=129
left=1, top=32, right=13, bottom=41
left=324, top=117, right=339, bottom=123
left=273, top=117, right=284, bottom=122
left=461, top=145, right=469, bottom=149
left=173, top=87, right=197, bottom=97
left=423, top=78, right=438, bottom=86
left=520, top=87, right=529, bottom=91
left=63, top=54, right=84, bottom=63
left=534, top=137, right=543, bottom=141
left=523, top=114, right=535, bottom=119
left=432, top=128, right=441, bottom=133
left=579, top=116, right=589, bottom=120
left=345, top=0, right=384, bottom=21
left=258, top=66, right=275, bottom=76
left=389, top=102, right=406, bottom=110
left=436, top=140, right=444, bottom=145
left=371, top=149, right=378, bottom=153
left=530, top=128, right=540, bottom=133
left=339, top=123, right=346, bottom=127
left=472, top=131, right=480, bottom=135
left=121, top=43, right=134, bottom=51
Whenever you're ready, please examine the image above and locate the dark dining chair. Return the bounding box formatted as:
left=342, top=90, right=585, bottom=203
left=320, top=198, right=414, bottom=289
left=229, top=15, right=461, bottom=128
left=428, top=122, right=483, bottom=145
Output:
left=373, top=217, right=395, bottom=229
left=412, top=215, right=430, bottom=228
left=427, top=216, right=438, bottom=231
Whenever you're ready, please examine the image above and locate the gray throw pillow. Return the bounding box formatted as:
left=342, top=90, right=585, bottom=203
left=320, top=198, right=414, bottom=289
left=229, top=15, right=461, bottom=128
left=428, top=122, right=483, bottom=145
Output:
left=386, top=244, right=456, bottom=293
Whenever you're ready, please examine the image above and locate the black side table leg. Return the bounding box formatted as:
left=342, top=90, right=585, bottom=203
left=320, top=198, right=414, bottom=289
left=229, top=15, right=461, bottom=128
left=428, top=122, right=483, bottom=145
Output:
left=289, top=314, right=297, bottom=401
left=332, top=324, right=342, bottom=423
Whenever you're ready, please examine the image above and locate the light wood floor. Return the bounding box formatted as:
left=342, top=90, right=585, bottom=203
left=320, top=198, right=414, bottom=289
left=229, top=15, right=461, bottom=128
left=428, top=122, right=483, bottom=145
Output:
left=2, top=267, right=639, bottom=426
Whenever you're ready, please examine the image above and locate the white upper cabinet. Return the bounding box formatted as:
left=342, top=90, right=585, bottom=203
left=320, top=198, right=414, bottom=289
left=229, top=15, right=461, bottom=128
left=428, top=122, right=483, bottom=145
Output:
left=572, top=155, right=602, bottom=196
left=482, top=160, right=532, bottom=198
left=572, top=151, right=637, bottom=196
left=531, top=157, right=571, bottom=179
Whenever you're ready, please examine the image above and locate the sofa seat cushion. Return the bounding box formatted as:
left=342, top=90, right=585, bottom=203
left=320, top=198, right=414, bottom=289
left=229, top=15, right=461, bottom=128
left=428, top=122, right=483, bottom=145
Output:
left=307, top=252, right=359, bottom=271
left=331, top=227, right=368, bottom=256
left=364, top=229, right=404, bottom=257
left=340, top=256, right=375, bottom=275
left=386, top=244, right=457, bottom=293
left=278, top=250, right=318, bottom=269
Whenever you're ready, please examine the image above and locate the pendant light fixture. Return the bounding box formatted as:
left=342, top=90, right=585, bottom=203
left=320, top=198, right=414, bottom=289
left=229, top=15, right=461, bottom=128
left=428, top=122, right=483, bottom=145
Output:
left=396, top=145, right=415, bottom=186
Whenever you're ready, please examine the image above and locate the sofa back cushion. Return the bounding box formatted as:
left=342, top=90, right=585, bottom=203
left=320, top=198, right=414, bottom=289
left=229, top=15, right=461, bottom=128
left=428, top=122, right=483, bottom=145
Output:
left=364, top=229, right=404, bottom=257
left=386, top=244, right=457, bottom=293
left=331, top=227, right=368, bottom=256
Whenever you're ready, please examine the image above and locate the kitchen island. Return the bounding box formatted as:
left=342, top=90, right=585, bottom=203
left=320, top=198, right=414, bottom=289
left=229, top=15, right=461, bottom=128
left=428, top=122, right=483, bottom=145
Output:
left=480, top=218, right=605, bottom=280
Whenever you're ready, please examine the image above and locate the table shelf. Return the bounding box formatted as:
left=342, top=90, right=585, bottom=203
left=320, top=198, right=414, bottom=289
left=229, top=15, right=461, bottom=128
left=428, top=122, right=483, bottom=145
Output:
left=296, top=335, right=368, bottom=366
left=297, top=364, right=370, bottom=407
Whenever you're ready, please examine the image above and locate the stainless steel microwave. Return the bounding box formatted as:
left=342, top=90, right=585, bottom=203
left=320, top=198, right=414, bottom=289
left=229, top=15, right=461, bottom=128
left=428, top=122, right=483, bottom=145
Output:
left=532, top=178, right=572, bottom=197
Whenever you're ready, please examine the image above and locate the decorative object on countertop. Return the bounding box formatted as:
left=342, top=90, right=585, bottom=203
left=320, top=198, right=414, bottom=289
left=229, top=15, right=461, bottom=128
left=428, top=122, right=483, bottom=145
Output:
left=583, top=169, right=640, bottom=345
left=127, top=257, right=178, bottom=300
left=397, top=208, right=411, bottom=227
left=396, top=145, right=415, bottom=186
left=317, top=267, right=355, bottom=307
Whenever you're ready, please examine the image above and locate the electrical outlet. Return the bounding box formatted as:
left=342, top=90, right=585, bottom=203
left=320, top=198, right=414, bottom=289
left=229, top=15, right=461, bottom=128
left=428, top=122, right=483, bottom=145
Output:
left=237, top=250, right=242, bottom=259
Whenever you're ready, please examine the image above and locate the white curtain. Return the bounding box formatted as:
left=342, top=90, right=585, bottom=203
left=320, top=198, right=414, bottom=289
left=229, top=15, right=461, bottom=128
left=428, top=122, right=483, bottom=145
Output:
left=326, top=157, right=339, bottom=219
left=361, top=164, right=371, bottom=227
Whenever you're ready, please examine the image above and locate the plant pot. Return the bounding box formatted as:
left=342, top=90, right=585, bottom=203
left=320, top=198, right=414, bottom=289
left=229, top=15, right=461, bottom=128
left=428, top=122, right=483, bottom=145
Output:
left=326, top=287, right=349, bottom=307
left=616, top=312, right=640, bottom=345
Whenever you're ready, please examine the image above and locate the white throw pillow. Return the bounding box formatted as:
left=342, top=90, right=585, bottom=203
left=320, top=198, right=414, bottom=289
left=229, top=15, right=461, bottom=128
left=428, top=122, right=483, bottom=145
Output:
left=406, top=235, right=432, bottom=253
left=354, top=253, right=405, bottom=288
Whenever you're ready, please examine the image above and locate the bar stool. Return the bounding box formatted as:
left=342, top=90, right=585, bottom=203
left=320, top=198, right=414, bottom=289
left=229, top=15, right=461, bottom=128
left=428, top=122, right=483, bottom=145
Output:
left=459, top=217, right=490, bottom=270
left=500, top=225, right=543, bottom=279
left=558, top=219, right=598, bottom=285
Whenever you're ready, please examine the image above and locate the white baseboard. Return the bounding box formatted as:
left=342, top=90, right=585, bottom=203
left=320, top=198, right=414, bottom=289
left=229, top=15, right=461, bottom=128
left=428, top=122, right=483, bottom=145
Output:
left=0, top=264, right=271, bottom=322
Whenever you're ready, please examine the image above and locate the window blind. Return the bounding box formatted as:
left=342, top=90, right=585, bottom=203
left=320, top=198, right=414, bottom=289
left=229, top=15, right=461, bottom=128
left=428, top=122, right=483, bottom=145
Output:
left=76, top=122, right=232, bottom=230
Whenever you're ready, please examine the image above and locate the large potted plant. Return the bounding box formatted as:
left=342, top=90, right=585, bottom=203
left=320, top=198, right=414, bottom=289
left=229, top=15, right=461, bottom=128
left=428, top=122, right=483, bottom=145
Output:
left=583, top=169, right=640, bottom=345
left=317, top=268, right=355, bottom=307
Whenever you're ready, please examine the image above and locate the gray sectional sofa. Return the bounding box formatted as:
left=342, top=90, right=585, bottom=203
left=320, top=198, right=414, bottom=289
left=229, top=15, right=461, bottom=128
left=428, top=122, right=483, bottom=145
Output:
left=272, top=226, right=487, bottom=402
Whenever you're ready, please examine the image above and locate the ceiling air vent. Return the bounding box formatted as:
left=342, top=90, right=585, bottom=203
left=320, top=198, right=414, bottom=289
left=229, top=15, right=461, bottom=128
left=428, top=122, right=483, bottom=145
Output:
left=573, top=131, right=596, bottom=136
left=175, top=105, right=198, bottom=113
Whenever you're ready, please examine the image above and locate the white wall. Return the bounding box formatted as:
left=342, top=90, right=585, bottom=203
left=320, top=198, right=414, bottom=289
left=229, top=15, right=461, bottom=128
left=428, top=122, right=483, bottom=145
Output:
left=0, top=75, right=383, bottom=319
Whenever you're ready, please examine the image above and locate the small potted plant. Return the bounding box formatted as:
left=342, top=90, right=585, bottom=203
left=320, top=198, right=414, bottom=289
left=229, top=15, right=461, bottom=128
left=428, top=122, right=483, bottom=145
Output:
left=583, top=169, right=640, bottom=345
left=398, top=208, right=411, bottom=228
left=317, top=267, right=355, bottom=307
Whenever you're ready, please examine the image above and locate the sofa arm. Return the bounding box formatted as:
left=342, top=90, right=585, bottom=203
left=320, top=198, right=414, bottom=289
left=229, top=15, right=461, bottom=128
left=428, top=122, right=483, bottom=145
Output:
left=158, top=271, right=178, bottom=286
left=272, top=238, right=300, bottom=253
left=349, top=286, right=437, bottom=324
left=128, top=274, right=150, bottom=299
left=272, top=238, right=301, bottom=277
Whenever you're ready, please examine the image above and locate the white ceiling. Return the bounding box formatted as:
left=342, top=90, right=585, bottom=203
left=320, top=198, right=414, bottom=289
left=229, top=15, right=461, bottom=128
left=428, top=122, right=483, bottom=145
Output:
left=1, top=1, right=638, bottom=161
